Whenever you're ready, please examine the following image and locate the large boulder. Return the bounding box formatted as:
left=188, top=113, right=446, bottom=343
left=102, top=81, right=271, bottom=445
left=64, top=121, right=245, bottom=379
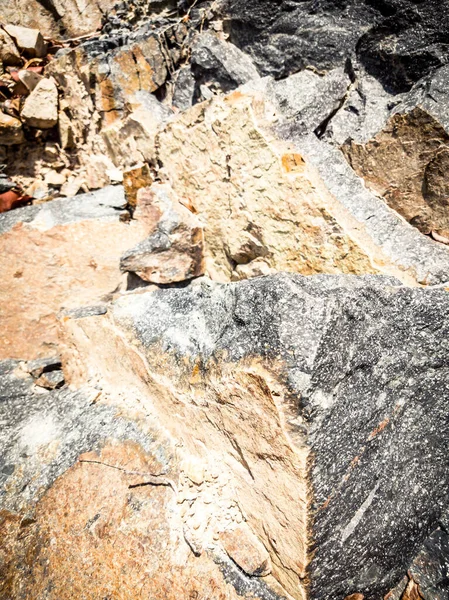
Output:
left=54, top=273, right=449, bottom=600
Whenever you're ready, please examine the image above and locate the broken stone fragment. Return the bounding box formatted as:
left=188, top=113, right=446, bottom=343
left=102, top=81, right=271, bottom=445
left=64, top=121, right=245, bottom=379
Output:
left=44, top=170, right=66, bottom=187
left=4, top=24, right=47, bottom=58
left=191, top=32, right=260, bottom=93
left=342, top=107, right=449, bottom=238
left=34, top=369, right=65, bottom=390
left=21, top=78, right=58, bottom=129
left=220, top=524, right=272, bottom=577
left=84, top=154, right=116, bottom=190
left=120, top=184, right=205, bottom=284
left=58, top=110, right=75, bottom=150
left=172, top=66, right=196, bottom=111
left=17, top=68, right=43, bottom=93
left=0, top=28, right=21, bottom=66
left=231, top=258, right=274, bottom=281
left=225, top=231, right=268, bottom=265
left=0, top=111, right=24, bottom=145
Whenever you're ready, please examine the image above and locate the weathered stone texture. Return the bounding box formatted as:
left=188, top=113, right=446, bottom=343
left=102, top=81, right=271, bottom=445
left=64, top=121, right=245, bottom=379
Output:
left=157, top=90, right=376, bottom=282
left=0, top=186, right=149, bottom=360
left=343, top=107, right=449, bottom=239
left=62, top=273, right=449, bottom=600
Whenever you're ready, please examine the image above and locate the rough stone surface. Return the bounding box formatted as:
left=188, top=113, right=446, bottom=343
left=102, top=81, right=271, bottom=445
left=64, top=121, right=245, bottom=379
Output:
left=267, top=67, right=351, bottom=137
left=0, top=0, right=117, bottom=38
left=221, top=524, right=272, bottom=577
left=0, top=28, right=21, bottom=66
left=192, top=32, right=260, bottom=94
left=120, top=184, right=205, bottom=284
left=3, top=2, right=449, bottom=599
left=223, top=0, right=449, bottom=93
left=0, top=186, right=152, bottom=360
left=3, top=24, right=47, bottom=58
left=343, top=107, right=449, bottom=238
left=21, top=78, right=59, bottom=129
left=63, top=273, right=449, bottom=600
left=0, top=111, right=24, bottom=146
left=157, top=89, right=377, bottom=282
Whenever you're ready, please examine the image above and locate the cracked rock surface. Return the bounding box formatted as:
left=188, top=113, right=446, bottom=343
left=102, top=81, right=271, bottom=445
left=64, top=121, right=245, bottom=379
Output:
left=2, top=1, right=449, bottom=599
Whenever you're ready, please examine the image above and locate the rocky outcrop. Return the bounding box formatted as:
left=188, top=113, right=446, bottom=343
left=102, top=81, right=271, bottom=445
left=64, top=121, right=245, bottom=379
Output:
left=1, top=273, right=440, bottom=600
left=2, top=1, right=449, bottom=599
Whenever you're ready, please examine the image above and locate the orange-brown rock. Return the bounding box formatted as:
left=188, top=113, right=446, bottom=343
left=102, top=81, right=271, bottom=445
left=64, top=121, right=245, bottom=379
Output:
left=123, top=162, right=154, bottom=210
left=401, top=578, right=423, bottom=600
left=343, top=107, right=449, bottom=238
left=0, top=187, right=148, bottom=360
left=1, top=438, right=254, bottom=600
left=220, top=524, right=272, bottom=577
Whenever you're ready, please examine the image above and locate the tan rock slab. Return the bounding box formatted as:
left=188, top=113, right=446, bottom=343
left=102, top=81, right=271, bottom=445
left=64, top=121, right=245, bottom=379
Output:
left=0, top=111, right=24, bottom=145
left=21, top=77, right=58, bottom=129
left=220, top=524, right=272, bottom=577
left=0, top=28, right=21, bottom=65
left=343, top=107, right=449, bottom=238
left=157, top=91, right=376, bottom=282
left=0, top=188, right=148, bottom=360
left=4, top=24, right=47, bottom=58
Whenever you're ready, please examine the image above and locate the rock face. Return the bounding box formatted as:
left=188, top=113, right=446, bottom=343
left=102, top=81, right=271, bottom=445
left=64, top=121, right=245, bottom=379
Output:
left=157, top=90, right=376, bottom=282
left=3, top=1, right=449, bottom=599
left=0, top=0, right=118, bottom=39
left=0, top=186, right=150, bottom=360
left=223, top=0, right=449, bottom=92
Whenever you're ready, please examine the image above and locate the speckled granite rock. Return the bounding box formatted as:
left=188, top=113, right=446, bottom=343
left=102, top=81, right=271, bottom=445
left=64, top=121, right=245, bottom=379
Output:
left=222, top=0, right=449, bottom=92
left=63, top=273, right=449, bottom=600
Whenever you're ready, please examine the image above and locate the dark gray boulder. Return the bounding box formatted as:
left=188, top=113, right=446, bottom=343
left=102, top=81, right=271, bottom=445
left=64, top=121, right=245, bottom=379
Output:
left=222, top=0, right=449, bottom=93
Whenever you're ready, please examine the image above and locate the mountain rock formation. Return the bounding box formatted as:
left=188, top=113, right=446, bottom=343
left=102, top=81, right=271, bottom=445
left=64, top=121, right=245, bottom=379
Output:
left=1, top=1, right=449, bottom=600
